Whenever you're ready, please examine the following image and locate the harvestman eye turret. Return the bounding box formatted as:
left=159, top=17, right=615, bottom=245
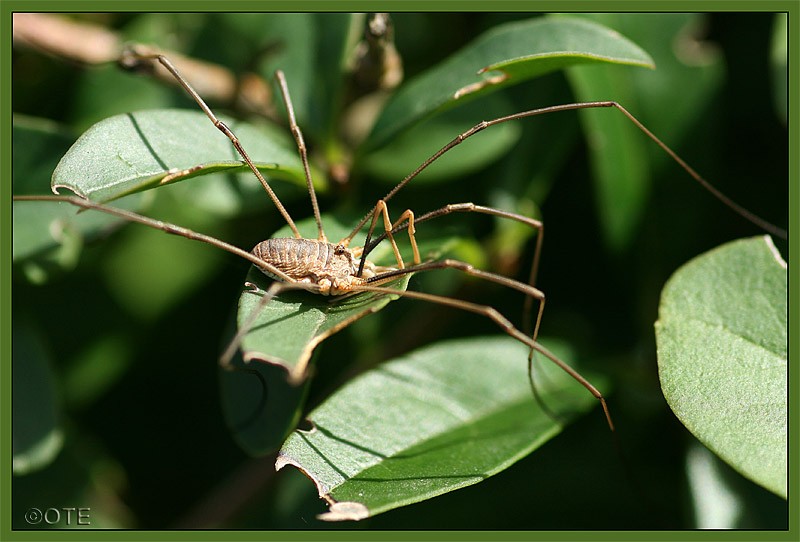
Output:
left=15, top=45, right=787, bottom=434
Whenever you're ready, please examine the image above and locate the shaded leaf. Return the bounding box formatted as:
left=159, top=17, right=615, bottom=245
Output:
left=13, top=194, right=149, bottom=283
left=277, top=336, right=604, bottom=520
left=566, top=13, right=724, bottom=250
left=13, top=320, right=63, bottom=475
left=220, top=349, right=313, bottom=457
left=360, top=92, right=521, bottom=185
left=223, top=13, right=316, bottom=127
left=12, top=428, right=131, bottom=528
left=366, top=16, right=653, bottom=151
left=655, top=236, right=787, bottom=498
left=13, top=116, right=75, bottom=195
left=310, top=13, right=366, bottom=141
left=62, top=334, right=134, bottom=410
left=12, top=116, right=147, bottom=281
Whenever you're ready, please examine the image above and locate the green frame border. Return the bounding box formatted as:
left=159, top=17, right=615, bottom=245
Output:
left=2, top=2, right=797, bottom=541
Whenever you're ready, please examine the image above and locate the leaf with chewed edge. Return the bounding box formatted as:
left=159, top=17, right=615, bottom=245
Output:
left=220, top=214, right=411, bottom=455
left=276, top=336, right=604, bottom=520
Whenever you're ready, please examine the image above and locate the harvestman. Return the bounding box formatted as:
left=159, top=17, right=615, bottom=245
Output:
left=15, top=48, right=787, bottom=432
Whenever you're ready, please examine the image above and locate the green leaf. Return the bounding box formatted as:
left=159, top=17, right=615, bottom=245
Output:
left=566, top=13, right=724, bottom=251
left=310, top=13, right=365, bottom=140
left=61, top=334, right=134, bottom=410
left=13, top=320, right=63, bottom=475
left=220, top=350, right=313, bottom=457
left=359, top=92, right=521, bottom=185
left=237, top=270, right=411, bottom=385
left=277, top=336, right=604, bottom=520
left=51, top=109, right=311, bottom=204
left=221, top=215, right=411, bottom=454
left=655, top=236, right=787, bottom=498
left=366, top=16, right=654, bottom=151
left=12, top=116, right=148, bottom=281
left=221, top=13, right=316, bottom=127
left=234, top=213, right=411, bottom=384
left=223, top=269, right=410, bottom=456
left=12, top=116, right=75, bottom=195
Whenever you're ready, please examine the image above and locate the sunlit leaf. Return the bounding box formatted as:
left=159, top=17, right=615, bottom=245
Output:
left=656, top=236, right=787, bottom=498
left=277, top=336, right=603, bottom=520
left=51, top=109, right=314, bottom=204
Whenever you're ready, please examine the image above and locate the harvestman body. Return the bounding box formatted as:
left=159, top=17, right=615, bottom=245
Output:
left=15, top=46, right=787, bottom=434
left=252, top=238, right=379, bottom=294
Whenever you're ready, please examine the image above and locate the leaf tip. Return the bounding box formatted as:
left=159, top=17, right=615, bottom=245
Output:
left=51, top=183, right=85, bottom=198
left=276, top=452, right=370, bottom=521
left=763, top=235, right=787, bottom=270
left=317, top=501, right=370, bottom=522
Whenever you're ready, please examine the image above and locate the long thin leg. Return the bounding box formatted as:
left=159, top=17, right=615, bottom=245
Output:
left=219, top=280, right=322, bottom=370
left=367, top=258, right=552, bottom=420
left=362, top=228, right=560, bottom=420
left=345, top=101, right=786, bottom=242
left=220, top=265, right=602, bottom=428
left=526, top=350, right=567, bottom=425
left=358, top=200, right=560, bottom=423
left=361, top=203, right=559, bottom=425
left=274, top=70, right=326, bottom=242
left=367, top=258, right=545, bottom=346
left=13, top=195, right=297, bottom=284
left=350, top=283, right=614, bottom=431
left=362, top=202, right=544, bottom=336
left=119, top=47, right=303, bottom=239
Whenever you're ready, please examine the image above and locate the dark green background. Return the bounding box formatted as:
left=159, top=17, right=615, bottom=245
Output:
left=11, top=12, right=788, bottom=530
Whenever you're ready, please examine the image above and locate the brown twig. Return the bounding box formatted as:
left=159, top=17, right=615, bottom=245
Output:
left=12, top=13, right=274, bottom=117
left=13, top=13, right=121, bottom=64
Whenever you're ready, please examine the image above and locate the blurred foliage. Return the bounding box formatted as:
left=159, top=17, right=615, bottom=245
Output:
left=11, top=12, right=787, bottom=530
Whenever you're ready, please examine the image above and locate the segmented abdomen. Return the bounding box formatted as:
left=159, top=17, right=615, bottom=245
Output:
left=251, top=238, right=351, bottom=281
